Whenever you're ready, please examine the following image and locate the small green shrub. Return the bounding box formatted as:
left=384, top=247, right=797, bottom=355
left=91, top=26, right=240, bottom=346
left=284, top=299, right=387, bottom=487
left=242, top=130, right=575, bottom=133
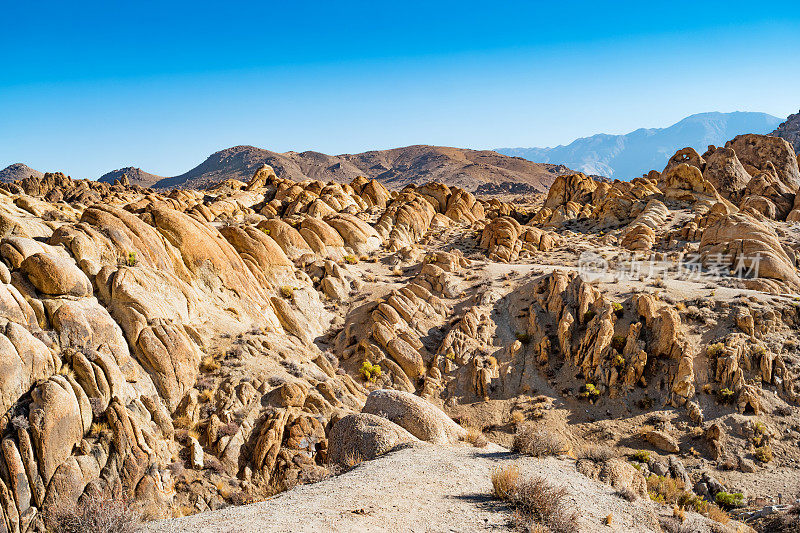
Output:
left=754, top=444, right=773, bottom=463
left=260, top=227, right=271, bottom=235
left=279, top=286, right=294, bottom=298
left=126, top=251, right=138, bottom=267
left=632, top=450, right=651, bottom=463
left=717, top=388, right=735, bottom=403
left=579, top=383, right=600, bottom=399
left=715, top=492, right=744, bottom=509
left=611, top=335, right=626, bottom=353
left=515, top=332, right=531, bottom=345
left=445, top=351, right=456, bottom=361
left=612, top=302, right=624, bottom=318
left=707, top=343, right=724, bottom=357
left=359, top=361, right=381, bottom=382
left=612, top=353, right=625, bottom=368
left=344, top=254, right=358, bottom=265
left=583, top=310, right=596, bottom=322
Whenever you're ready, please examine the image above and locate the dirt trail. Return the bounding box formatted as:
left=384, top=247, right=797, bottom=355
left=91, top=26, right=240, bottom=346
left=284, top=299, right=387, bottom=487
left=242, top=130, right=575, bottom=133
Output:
left=144, top=443, right=665, bottom=533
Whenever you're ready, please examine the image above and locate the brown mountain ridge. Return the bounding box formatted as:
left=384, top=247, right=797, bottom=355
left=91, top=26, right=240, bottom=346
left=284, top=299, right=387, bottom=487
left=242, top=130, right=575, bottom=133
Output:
left=100, top=144, right=573, bottom=193
left=0, top=163, right=44, bottom=183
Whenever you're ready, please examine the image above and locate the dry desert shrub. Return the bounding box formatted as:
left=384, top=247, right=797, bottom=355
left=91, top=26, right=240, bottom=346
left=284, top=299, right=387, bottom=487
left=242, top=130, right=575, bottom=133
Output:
left=706, top=504, right=730, bottom=524
left=342, top=450, right=365, bottom=470
left=576, top=444, right=616, bottom=462
left=647, top=475, right=686, bottom=504
left=615, top=486, right=639, bottom=502
left=50, top=493, right=140, bottom=533
left=463, top=427, right=489, bottom=448
left=754, top=444, right=773, bottom=463
left=491, top=464, right=520, bottom=500
left=510, top=475, right=578, bottom=533
left=490, top=465, right=576, bottom=533
left=512, top=424, right=566, bottom=457
left=200, top=355, right=221, bottom=372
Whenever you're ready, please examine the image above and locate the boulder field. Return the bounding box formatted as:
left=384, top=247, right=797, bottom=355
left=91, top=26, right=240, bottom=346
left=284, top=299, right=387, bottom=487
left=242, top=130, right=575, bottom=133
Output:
left=0, top=132, right=796, bottom=531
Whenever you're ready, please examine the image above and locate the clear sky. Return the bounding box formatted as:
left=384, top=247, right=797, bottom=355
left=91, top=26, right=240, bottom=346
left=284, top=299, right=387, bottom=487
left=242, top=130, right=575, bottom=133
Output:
left=2, top=0, right=799, bottom=179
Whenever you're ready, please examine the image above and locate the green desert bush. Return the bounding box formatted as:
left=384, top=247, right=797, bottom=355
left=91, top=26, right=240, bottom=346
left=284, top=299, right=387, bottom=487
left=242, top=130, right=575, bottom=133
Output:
left=754, top=444, right=773, bottom=463
left=706, top=343, right=725, bottom=357
left=579, top=383, right=600, bottom=400
left=632, top=450, right=651, bottom=463
left=359, top=361, right=381, bottom=382
left=715, top=492, right=744, bottom=509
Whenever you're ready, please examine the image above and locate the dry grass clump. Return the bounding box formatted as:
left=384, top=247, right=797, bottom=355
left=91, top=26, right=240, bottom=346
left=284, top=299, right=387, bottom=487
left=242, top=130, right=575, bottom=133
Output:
left=341, top=451, right=365, bottom=471
left=512, top=424, right=566, bottom=457
left=647, top=475, right=686, bottom=504
left=90, top=421, right=111, bottom=436
left=462, top=427, right=489, bottom=448
left=576, top=444, right=616, bottom=462
left=200, top=355, right=221, bottom=372
left=491, top=465, right=519, bottom=500
left=199, top=389, right=215, bottom=403
left=706, top=504, right=730, bottom=524
left=615, top=486, right=638, bottom=502
left=50, top=494, right=140, bottom=533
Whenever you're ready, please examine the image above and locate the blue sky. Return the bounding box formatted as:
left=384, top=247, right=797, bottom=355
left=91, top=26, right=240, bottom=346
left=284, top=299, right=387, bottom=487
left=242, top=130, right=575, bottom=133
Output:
left=2, top=0, right=799, bottom=179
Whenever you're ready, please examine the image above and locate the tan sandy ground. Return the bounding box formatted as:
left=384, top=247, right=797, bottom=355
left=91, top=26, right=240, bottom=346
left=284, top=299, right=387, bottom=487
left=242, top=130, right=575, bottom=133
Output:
left=143, top=442, right=689, bottom=533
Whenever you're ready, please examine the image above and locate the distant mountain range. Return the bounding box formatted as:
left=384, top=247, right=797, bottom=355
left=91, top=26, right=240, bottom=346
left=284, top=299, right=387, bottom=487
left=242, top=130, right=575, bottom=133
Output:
left=496, top=111, right=783, bottom=179
left=4, top=111, right=796, bottom=191
left=97, top=145, right=572, bottom=193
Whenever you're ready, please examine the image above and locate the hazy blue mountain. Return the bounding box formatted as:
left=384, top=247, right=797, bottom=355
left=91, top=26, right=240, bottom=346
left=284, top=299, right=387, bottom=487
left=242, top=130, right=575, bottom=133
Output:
left=497, top=112, right=782, bottom=179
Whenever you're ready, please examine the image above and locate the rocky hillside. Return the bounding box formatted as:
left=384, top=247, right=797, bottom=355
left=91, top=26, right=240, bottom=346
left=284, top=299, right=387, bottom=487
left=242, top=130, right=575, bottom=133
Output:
left=98, top=166, right=165, bottom=188
left=0, top=163, right=43, bottom=183
left=111, top=144, right=571, bottom=193
left=497, top=111, right=782, bottom=179
left=0, top=133, right=797, bottom=532
left=771, top=109, right=800, bottom=154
